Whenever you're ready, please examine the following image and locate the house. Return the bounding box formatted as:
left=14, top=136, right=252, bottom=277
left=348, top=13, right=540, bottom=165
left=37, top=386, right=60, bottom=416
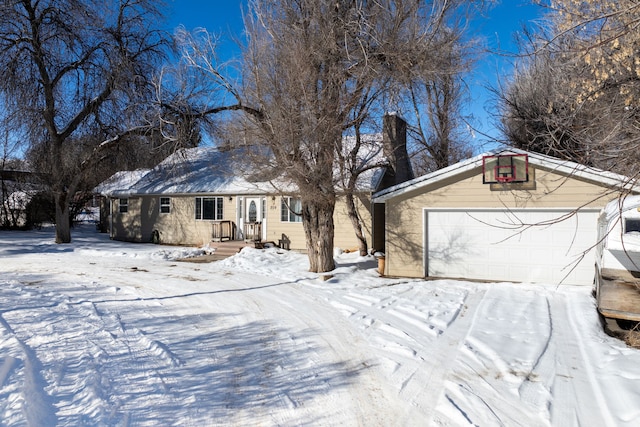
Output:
left=372, top=148, right=640, bottom=286
left=95, top=114, right=412, bottom=251
left=94, top=169, right=151, bottom=233
left=0, top=169, right=43, bottom=228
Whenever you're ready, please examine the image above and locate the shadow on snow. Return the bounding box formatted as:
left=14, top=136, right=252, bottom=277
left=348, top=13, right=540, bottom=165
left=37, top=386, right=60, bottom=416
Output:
left=0, top=277, right=367, bottom=426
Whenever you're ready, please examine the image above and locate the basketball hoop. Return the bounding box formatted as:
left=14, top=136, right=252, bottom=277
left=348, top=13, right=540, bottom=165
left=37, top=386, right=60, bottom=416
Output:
left=495, top=164, right=516, bottom=182
left=483, top=154, right=529, bottom=185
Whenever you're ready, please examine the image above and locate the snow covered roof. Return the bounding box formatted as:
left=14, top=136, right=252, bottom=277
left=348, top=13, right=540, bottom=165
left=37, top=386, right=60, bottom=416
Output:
left=124, top=147, right=279, bottom=196
left=335, top=133, right=388, bottom=192
left=373, top=147, right=638, bottom=202
left=93, top=169, right=151, bottom=197
left=96, top=137, right=390, bottom=198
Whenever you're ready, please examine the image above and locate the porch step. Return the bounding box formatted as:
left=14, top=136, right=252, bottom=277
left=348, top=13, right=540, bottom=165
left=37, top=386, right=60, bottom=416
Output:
left=179, top=240, right=273, bottom=263
left=209, top=240, right=254, bottom=256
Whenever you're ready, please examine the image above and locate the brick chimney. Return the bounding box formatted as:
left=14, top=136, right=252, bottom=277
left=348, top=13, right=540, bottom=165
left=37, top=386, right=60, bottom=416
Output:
left=380, top=113, right=414, bottom=189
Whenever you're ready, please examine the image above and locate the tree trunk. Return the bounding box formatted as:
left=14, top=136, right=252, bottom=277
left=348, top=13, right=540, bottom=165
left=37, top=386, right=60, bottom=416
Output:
left=302, top=197, right=336, bottom=273
left=1, top=177, right=9, bottom=227
left=345, top=193, right=368, bottom=256
left=54, top=191, right=71, bottom=243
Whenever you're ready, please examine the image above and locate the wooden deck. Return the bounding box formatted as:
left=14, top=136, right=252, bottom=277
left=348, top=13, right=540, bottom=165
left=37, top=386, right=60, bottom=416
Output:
left=597, top=268, right=640, bottom=321
left=178, top=240, right=284, bottom=263
left=177, top=241, right=251, bottom=263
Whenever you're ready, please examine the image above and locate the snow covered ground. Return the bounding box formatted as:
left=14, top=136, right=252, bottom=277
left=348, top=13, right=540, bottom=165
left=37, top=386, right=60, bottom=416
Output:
left=1, top=225, right=639, bottom=426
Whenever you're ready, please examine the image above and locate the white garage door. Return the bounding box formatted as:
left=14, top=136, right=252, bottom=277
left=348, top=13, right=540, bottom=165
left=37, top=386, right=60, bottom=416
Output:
left=426, top=209, right=599, bottom=285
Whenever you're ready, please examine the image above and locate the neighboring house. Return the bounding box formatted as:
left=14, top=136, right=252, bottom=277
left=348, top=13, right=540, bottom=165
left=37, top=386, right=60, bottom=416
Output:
left=95, top=114, right=412, bottom=252
left=0, top=170, right=41, bottom=228
left=372, top=148, right=640, bottom=286
left=1, top=190, right=30, bottom=227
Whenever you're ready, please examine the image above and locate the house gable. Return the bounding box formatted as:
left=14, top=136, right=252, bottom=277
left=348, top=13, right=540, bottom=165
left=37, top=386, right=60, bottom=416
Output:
left=374, top=148, right=638, bottom=204
left=386, top=163, right=626, bottom=210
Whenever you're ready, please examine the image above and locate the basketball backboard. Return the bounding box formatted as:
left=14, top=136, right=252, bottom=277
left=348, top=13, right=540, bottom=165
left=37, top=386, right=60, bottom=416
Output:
left=482, top=154, right=529, bottom=184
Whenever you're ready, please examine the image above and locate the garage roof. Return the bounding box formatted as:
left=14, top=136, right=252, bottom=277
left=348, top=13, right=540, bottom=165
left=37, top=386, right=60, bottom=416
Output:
left=373, top=147, right=637, bottom=202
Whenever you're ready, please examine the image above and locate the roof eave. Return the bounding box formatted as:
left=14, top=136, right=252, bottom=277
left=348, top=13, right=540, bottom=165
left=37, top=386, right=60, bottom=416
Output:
left=373, top=152, right=485, bottom=202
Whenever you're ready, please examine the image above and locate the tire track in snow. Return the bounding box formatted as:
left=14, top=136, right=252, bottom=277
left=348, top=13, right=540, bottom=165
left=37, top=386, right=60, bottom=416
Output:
left=341, top=291, right=433, bottom=371
left=290, top=293, right=413, bottom=427
left=434, top=285, right=622, bottom=427
left=393, top=290, right=489, bottom=423
left=546, top=294, right=617, bottom=426
left=510, top=292, right=617, bottom=427
left=437, top=287, right=557, bottom=426
left=0, top=309, right=58, bottom=426
left=0, top=280, right=187, bottom=426
left=81, top=300, right=194, bottom=425
left=330, top=283, right=552, bottom=426
left=323, top=283, right=484, bottom=422
left=516, top=296, right=554, bottom=414
left=221, top=274, right=409, bottom=426
left=448, top=334, right=545, bottom=426
left=329, top=286, right=462, bottom=356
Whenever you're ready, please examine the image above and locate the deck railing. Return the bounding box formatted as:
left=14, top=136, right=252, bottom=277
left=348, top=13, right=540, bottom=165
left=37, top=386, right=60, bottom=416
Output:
left=212, top=220, right=235, bottom=242
left=243, top=221, right=262, bottom=242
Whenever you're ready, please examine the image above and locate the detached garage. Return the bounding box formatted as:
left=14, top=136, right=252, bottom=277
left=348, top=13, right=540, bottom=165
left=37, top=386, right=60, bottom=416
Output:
left=373, top=148, right=638, bottom=285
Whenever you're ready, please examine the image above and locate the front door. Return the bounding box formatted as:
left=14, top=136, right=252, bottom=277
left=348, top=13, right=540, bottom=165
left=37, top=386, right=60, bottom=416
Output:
left=244, top=197, right=264, bottom=241
left=246, top=197, right=260, bottom=223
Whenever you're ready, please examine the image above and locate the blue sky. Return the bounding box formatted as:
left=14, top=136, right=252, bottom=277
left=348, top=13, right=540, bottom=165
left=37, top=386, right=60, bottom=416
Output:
left=165, top=1, right=544, bottom=152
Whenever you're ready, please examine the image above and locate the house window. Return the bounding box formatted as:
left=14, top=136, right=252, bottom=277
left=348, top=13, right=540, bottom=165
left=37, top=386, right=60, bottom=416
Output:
left=281, top=196, right=302, bottom=223
left=625, top=218, right=640, bottom=233
left=160, top=197, right=171, bottom=214
left=119, top=198, right=128, bottom=213
left=248, top=200, right=257, bottom=222
left=195, top=197, right=223, bottom=220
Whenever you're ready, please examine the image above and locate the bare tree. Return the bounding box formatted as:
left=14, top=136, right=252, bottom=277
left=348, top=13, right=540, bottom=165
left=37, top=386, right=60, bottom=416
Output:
left=238, top=0, right=471, bottom=273
left=1, top=104, right=23, bottom=228
left=499, top=0, right=640, bottom=177
left=499, top=38, right=592, bottom=162
left=336, top=114, right=385, bottom=256
left=166, top=1, right=478, bottom=270
left=404, top=27, right=475, bottom=174
left=0, top=0, right=167, bottom=242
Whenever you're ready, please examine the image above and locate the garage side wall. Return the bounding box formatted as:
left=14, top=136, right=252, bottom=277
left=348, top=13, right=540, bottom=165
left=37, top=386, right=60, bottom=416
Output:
left=384, top=166, right=623, bottom=278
